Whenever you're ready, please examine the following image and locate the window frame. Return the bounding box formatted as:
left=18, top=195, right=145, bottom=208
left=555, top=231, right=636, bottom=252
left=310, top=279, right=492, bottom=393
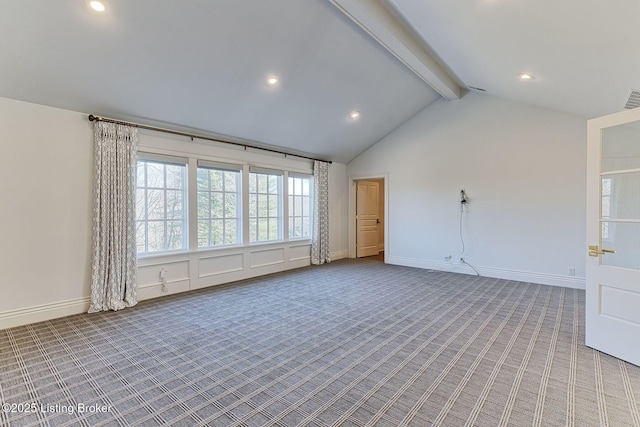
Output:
left=287, top=173, right=313, bottom=240
left=135, top=150, right=316, bottom=258
left=248, top=168, right=284, bottom=243
left=136, top=153, right=189, bottom=256
left=196, top=160, right=243, bottom=248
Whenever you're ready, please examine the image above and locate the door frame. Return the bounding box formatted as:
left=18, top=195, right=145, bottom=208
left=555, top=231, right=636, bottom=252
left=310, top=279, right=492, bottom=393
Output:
left=349, top=173, right=388, bottom=261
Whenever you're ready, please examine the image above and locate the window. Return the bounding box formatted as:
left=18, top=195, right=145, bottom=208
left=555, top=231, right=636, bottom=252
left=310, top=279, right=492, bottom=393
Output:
left=197, top=161, right=242, bottom=247
left=288, top=175, right=312, bottom=239
left=136, top=152, right=313, bottom=255
left=249, top=169, right=282, bottom=242
left=136, top=154, right=188, bottom=254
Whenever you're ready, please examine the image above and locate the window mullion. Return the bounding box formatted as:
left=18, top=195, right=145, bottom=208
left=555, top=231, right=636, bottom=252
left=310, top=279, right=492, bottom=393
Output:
left=221, top=172, right=227, bottom=245
left=188, top=158, right=198, bottom=251
left=283, top=172, right=289, bottom=241
left=242, top=165, right=250, bottom=246
left=144, top=164, right=149, bottom=253
left=164, top=165, right=169, bottom=251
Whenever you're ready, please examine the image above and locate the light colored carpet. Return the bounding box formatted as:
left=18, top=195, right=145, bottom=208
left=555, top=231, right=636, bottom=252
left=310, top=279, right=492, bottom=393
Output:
left=1, top=259, right=639, bottom=426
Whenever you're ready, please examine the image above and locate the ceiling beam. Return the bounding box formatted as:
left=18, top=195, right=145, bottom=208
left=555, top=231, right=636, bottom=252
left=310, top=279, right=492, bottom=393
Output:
left=331, top=0, right=461, bottom=101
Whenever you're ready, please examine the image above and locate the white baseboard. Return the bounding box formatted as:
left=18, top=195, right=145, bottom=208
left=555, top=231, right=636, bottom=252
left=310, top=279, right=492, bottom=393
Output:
left=387, top=255, right=586, bottom=290
left=330, top=250, right=349, bottom=261
left=0, top=297, right=91, bottom=330
left=1, top=254, right=583, bottom=331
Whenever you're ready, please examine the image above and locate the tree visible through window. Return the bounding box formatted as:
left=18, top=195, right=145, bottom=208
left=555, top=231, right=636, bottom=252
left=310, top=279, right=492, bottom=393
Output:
left=249, top=171, right=282, bottom=242
left=135, top=156, right=313, bottom=254
left=197, top=166, right=241, bottom=247
left=136, top=159, right=187, bottom=254
left=288, top=175, right=312, bottom=239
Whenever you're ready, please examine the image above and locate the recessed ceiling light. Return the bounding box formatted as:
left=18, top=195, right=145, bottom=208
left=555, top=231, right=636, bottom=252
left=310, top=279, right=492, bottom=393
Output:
left=266, top=75, right=279, bottom=86
left=87, top=0, right=106, bottom=12
left=519, top=73, right=534, bottom=80
left=349, top=111, right=360, bottom=120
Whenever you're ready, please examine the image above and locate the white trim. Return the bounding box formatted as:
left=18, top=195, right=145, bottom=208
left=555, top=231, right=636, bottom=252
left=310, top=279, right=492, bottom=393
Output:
left=600, top=167, right=640, bottom=176
left=138, top=151, right=189, bottom=165
left=137, top=279, right=191, bottom=301
left=388, top=255, right=586, bottom=290
left=250, top=260, right=285, bottom=269
left=0, top=297, right=91, bottom=330
left=197, top=159, right=243, bottom=172
left=249, top=166, right=284, bottom=176
left=0, top=255, right=583, bottom=331
left=288, top=172, right=313, bottom=179
left=330, top=0, right=461, bottom=100
left=331, top=250, right=349, bottom=260
left=199, top=267, right=244, bottom=278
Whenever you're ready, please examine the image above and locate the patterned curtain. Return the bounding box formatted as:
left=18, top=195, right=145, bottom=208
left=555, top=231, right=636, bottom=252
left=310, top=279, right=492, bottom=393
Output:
left=311, top=160, right=330, bottom=265
left=88, top=122, right=138, bottom=312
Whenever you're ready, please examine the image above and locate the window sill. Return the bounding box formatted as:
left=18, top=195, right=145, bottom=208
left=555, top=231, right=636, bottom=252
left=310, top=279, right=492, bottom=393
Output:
left=247, top=239, right=311, bottom=249
left=137, top=240, right=312, bottom=262
left=137, top=249, right=188, bottom=260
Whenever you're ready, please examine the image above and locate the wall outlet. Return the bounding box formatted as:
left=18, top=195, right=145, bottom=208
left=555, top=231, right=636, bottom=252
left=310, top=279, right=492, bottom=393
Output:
left=568, top=267, right=575, bottom=277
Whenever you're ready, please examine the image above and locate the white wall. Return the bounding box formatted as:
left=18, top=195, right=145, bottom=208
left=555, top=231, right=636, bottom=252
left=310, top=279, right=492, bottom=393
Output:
left=0, top=98, right=93, bottom=323
left=0, top=96, right=349, bottom=329
left=348, top=92, right=588, bottom=288
left=329, top=162, right=349, bottom=260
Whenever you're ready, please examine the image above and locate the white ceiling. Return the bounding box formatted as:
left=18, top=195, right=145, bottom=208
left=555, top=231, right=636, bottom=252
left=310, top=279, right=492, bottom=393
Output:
left=386, top=0, right=640, bottom=119
left=0, top=0, right=439, bottom=163
left=1, top=0, right=639, bottom=163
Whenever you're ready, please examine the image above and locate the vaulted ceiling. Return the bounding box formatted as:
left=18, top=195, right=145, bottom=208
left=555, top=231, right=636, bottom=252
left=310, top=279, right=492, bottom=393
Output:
left=386, top=0, right=640, bottom=119
left=1, top=1, right=639, bottom=163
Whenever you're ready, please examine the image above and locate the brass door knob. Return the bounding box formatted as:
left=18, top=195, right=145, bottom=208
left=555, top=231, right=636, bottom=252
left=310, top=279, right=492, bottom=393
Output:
left=588, top=245, right=616, bottom=257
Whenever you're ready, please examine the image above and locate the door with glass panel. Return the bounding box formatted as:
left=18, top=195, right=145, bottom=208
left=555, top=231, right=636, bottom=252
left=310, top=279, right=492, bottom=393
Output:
left=586, top=108, right=640, bottom=366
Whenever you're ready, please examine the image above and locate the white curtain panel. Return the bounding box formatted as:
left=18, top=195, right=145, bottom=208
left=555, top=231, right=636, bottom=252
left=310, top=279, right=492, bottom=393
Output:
left=89, top=122, right=138, bottom=312
left=311, top=160, right=330, bottom=265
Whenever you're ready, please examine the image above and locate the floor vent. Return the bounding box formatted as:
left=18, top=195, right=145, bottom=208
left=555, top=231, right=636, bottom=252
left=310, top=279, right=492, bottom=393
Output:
left=624, top=90, right=640, bottom=109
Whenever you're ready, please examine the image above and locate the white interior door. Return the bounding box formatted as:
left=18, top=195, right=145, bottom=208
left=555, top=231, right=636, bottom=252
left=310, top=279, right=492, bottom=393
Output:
left=586, top=108, right=640, bottom=366
left=356, top=181, right=379, bottom=257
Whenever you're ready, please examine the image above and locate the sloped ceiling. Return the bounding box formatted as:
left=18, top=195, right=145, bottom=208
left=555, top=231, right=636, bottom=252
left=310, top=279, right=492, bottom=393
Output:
left=0, top=0, right=441, bottom=163
left=4, top=1, right=637, bottom=164
left=386, top=0, right=640, bottom=119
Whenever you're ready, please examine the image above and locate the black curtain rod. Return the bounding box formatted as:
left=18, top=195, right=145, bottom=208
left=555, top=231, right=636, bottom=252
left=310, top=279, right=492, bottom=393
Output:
left=87, top=115, right=332, bottom=164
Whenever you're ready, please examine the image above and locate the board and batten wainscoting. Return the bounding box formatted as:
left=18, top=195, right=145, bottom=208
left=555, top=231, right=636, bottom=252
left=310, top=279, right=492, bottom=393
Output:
left=137, top=242, right=312, bottom=301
